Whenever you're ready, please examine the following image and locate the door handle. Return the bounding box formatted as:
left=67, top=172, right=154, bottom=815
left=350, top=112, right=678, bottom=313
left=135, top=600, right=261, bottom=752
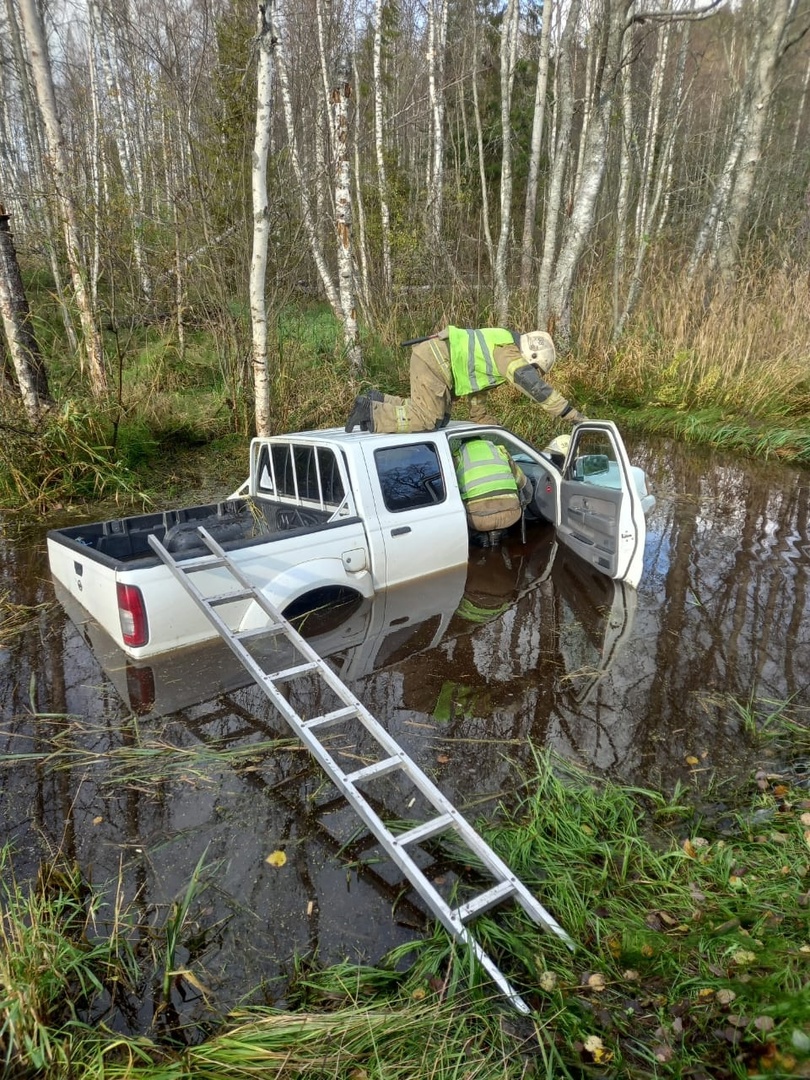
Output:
left=391, top=526, right=411, bottom=537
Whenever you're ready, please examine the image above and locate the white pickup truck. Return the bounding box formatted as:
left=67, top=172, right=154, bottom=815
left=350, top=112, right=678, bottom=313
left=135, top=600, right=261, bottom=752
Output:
left=47, top=420, right=654, bottom=661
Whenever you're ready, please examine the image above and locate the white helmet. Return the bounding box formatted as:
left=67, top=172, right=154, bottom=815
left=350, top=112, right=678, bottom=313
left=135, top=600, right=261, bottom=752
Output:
left=545, top=433, right=571, bottom=459
left=519, top=330, right=556, bottom=374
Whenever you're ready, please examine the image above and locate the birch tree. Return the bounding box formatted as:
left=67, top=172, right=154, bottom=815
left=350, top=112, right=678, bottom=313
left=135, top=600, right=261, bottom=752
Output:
left=690, top=0, right=800, bottom=283
left=373, top=0, right=392, bottom=296
left=331, top=49, right=361, bottom=368
left=87, top=0, right=153, bottom=303
left=519, top=0, right=554, bottom=291
left=18, top=0, right=107, bottom=396
left=493, top=0, right=520, bottom=322
left=250, top=1, right=275, bottom=438
left=0, top=204, right=51, bottom=423
left=425, top=0, right=449, bottom=252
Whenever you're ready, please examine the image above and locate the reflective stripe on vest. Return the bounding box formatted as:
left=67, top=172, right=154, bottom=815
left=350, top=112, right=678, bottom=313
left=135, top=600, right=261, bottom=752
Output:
left=446, top=326, right=515, bottom=396
left=456, top=440, right=518, bottom=502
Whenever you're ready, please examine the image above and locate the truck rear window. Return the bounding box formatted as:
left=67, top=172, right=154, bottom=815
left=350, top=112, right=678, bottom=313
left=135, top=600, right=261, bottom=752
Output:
left=257, top=444, right=345, bottom=508
left=374, top=443, right=446, bottom=512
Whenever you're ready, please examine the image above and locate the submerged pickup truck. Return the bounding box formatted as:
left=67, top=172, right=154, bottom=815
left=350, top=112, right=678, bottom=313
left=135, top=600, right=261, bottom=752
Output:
left=47, top=420, right=655, bottom=661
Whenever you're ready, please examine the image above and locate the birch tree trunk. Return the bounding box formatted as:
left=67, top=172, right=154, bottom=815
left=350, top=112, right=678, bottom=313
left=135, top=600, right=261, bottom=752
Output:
left=712, top=0, right=796, bottom=283
left=519, top=0, right=554, bottom=291
left=250, top=2, right=275, bottom=439
left=426, top=0, right=449, bottom=252
left=18, top=0, right=107, bottom=396
left=87, top=0, right=152, bottom=302
left=331, top=50, right=361, bottom=369
left=0, top=205, right=51, bottom=423
left=272, top=7, right=341, bottom=313
left=494, top=0, right=520, bottom=322
left=546, top=0, right=632, bottom=343
left=688, top=0, right=795, bottom=281
left=536, top=0, right=582, bottom=329
left=373, top=0, right=392, bottom=296
left=4, top=0, right=79, bottom=355
left=471, top=2, right=495, bottom=272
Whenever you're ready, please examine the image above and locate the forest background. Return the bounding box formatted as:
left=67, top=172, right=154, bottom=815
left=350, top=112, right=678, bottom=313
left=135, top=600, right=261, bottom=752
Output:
left=1, top=0, right=809, bottom=510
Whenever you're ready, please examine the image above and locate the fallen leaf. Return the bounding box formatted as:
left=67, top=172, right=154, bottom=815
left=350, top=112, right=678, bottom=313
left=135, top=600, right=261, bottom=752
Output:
left=732, top=949, right=757, bottom=966
left=587, top=973, right=607, bottom=992
left=685, top=755, right=699, bottom=766
left=654, top=1044, right=673, bottom=1062
left=265, top=850, right=287, bottom=867
left=539, top=971, right=558, bottom=991
left=800, top=812, right=810, bottom=826
left=92, top=816, right=103, bottom=826
left=682, top=839, right=697, bottom=858
left=584, top=1035, right=604, bottom=1052
left=805, top=830, right=810, bottom=852
left=641, top=944, right=655, bottom=958
left=754, top=1016, right=776, bottom=1032
left=698, top=988, right=715, bottom=1000
left=773, top=784, right=789, bottom=798
left=412, top=987, right=426, bottom=1000
left=306, top=900, right=314, bottom=916
left=436, top=754, right=450, bottom=763
left=623, top=969, right=641, bottom=981
left=793, top=1030, right=810, bottom=1052
left=717, top=988, right=737, bottom=1005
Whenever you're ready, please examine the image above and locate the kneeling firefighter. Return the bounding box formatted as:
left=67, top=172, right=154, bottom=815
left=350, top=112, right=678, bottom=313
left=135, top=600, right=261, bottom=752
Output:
left=454, top=438, right=532, bottom=547
left=345, top=326, right=588, bottom=434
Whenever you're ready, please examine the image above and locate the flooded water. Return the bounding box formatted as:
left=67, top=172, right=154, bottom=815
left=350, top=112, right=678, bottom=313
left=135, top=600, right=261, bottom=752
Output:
left=1, top=437, right=809, bottom=1028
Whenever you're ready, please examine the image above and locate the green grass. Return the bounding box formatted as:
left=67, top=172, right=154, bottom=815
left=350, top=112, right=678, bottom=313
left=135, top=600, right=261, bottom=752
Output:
left=2, top=730, right=810, bottom=1078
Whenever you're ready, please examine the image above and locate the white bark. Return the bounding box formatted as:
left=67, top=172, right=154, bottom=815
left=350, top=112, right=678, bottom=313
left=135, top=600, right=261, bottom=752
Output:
left=0, top=206, right=50, bottom=423
left=494, top=0, right=520, bottom=322
left=272, top=6, right=341, bottom=313
left=547, top=0, right=632, bottom=341
left=537, top=0, right=582, bottom=328
left=519, top=0, right=554, bottom=291
left=331, top=50, right=361, bottom=369
left=426, top=0, right=448, bottom=250
left=373, top=0, right=392, bottom=295
left=18, top=0, right=107, bottom=396
left=87, top=0, right=152, bottom=301
left=250, top=2, right=275, bottom=439
left=471, top=3, right=495, bottom=272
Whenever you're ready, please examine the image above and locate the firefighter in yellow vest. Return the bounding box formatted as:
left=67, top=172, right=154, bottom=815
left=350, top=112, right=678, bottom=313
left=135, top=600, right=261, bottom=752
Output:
left=345, top=326, right=587, bottom=433
left=453, top=438, right=532, bottom=546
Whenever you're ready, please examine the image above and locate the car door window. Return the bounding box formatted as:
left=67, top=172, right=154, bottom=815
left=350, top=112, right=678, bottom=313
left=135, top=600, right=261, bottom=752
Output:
left=374, top=443, right=446, bottom=512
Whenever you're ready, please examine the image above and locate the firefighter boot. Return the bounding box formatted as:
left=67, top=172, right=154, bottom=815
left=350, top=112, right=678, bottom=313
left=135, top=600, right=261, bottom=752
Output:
left=345, top=390, right=384, bottom=433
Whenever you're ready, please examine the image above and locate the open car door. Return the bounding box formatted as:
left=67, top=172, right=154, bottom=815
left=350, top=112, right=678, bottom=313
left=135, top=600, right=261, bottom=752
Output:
left=556, top=421, right=647, bottom=588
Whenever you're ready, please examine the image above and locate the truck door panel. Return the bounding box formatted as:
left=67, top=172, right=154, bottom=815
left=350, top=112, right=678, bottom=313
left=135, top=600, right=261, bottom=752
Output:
left=557, top=421, right=646, bottom=588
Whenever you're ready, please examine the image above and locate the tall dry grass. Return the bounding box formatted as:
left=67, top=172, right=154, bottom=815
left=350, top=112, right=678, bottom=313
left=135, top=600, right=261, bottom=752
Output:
left=569, top=258, right=810, bottom=418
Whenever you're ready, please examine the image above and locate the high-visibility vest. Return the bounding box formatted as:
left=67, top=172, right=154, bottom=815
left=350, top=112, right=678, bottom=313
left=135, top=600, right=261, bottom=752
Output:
left=446, top=326, right=517, bottom=396
left=455, top=440, right=518, bottom=503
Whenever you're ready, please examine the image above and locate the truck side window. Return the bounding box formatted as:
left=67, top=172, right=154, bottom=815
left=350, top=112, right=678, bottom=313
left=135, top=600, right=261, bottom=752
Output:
left=374, top=443, right=446, bottom=512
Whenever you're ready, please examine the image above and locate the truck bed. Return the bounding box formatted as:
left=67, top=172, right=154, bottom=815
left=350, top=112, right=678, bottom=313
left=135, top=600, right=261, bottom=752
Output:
left=52, top=497, right=339, bottom=569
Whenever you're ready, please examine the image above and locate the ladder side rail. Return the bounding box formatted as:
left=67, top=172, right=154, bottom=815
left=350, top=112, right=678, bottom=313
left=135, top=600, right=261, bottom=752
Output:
left=147, top=530, right=569, bottom=1009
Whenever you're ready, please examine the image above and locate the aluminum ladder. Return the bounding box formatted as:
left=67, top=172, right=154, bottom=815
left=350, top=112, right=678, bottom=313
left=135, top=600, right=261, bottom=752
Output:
left=148, top=527, right=573, bottom=1013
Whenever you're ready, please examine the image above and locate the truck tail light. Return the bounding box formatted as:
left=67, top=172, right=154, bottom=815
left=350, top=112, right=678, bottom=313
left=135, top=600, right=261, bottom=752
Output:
left=117, top=583, right=149, bottom=647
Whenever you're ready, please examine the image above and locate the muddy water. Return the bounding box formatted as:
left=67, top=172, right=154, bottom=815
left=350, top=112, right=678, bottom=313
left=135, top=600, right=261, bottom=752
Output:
left=1, top=438, right=808, bottom=1026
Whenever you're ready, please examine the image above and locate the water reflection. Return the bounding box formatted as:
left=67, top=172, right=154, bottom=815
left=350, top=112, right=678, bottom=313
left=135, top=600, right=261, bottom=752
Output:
left=2, top=438, right=810, bottom=1021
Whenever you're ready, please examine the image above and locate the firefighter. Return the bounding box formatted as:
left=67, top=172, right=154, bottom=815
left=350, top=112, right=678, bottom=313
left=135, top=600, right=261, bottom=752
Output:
left=453, top=438, right=532, bottom=547
left=345, top=326, right=588, bottom=433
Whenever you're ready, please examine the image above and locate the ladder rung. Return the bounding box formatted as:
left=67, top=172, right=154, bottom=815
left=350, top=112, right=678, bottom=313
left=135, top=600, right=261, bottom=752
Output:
left=345, top=755, right=402, bottom=784
left=182, top=557, right=227, bottom=572
left=394, top=813, right=455, bottom=848
left=235, top=621, right=287, bottom=641
left=454, top=880, right=517, bottom=923
left=267, top=661, right=319, bottom=682
left=207, top=588, right=253, bottom=606
left=304, top=705, right=358, bottom=729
